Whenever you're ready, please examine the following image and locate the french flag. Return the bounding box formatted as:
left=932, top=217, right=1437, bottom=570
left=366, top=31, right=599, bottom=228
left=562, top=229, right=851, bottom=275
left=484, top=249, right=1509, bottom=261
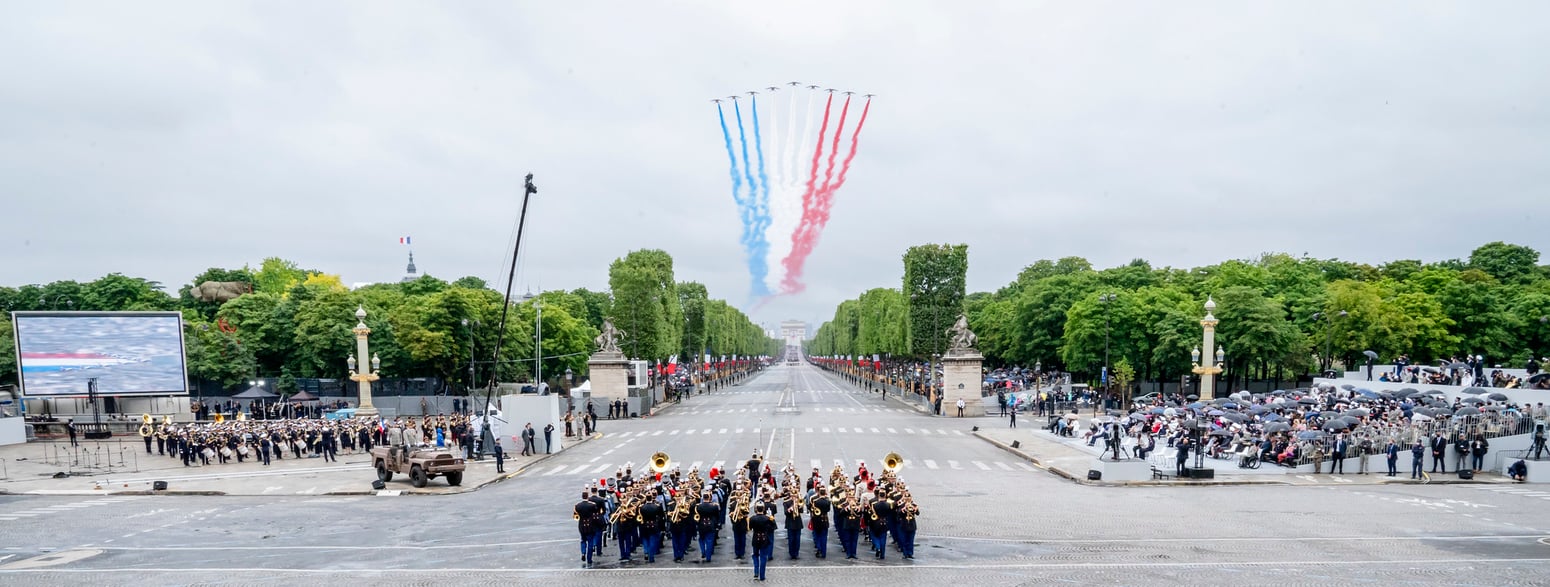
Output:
left=399, top=236, right=411, bottom=245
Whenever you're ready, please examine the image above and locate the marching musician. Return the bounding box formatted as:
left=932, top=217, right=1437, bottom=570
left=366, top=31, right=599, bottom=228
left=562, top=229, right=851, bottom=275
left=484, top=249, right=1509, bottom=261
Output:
left=748, top=502, right=776, bottom=581
left=898, top=489, right=919, bottom=559
left=782, top=483, right=803, bottom=559
left=728, top=482, right=751, bottom=559
left=867, top=491, right=892, bottom=559
left=694, top=491, right=721, bottom=563
left=669, top=492, right=694, bottom=563
left=810, top=482, right=831, bottom=558
left=574, top=490, right=601, bottom=568
left=639, top=487, right=665, bottom=563
left=839, top=491, right=863, bottom=559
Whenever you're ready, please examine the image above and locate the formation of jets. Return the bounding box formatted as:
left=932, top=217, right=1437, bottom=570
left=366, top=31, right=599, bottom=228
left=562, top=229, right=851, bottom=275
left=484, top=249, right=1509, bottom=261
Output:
left=710, top=85, right=875, bottom=102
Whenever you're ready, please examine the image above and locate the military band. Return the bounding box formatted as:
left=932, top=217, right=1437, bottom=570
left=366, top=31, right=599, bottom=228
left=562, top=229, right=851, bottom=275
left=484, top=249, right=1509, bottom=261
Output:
left=572, top=449, right=921, bottom=579
left=134, top=413, right=478, bottom=468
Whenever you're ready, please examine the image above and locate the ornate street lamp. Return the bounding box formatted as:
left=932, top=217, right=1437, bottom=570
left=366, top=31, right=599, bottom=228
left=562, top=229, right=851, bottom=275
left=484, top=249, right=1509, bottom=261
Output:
left=347, top=306, right=381, bottom=419
left=1190, top=297, right=1224, bottom=401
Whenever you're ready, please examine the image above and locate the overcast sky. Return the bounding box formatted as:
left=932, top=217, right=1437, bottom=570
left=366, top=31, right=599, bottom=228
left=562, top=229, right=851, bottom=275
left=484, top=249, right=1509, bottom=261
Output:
left=3, top=2, right=1547, bottom=329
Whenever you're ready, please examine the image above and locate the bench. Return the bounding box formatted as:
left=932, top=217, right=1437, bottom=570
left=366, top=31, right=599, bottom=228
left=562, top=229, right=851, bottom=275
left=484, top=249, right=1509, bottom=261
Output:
left=1150, top=466, right=1173, bottom=480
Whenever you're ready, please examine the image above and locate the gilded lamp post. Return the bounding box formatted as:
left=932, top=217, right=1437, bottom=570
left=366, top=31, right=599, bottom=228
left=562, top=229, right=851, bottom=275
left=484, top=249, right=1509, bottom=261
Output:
left=1190, top=297, right=1225, bottom=401
left=348, top=306, right=381, bottom=419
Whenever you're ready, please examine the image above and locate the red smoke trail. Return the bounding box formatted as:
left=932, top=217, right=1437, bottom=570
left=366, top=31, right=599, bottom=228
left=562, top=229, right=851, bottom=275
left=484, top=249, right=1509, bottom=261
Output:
left=781, top=94, right=833, bottom=294
left=781, top=97, right=867, bottom=294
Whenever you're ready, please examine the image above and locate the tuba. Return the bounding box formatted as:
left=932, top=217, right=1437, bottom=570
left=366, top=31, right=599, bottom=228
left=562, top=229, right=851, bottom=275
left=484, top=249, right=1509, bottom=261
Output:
left=883, top=452, right=903, bottom=473
left=650, top=451, right=671, bottom=473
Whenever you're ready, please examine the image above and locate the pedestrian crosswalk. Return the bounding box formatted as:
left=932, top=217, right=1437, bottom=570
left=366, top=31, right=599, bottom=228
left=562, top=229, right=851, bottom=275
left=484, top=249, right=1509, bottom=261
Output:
left=665, top=407, right=913, bottom=415
left=0, top=495, right=149, bottom=522
left=1470, top=485, right=1550, bottom=500
left=607, top=428, right=967, bottom=438
left=535, top=458, right=1033, bottom=477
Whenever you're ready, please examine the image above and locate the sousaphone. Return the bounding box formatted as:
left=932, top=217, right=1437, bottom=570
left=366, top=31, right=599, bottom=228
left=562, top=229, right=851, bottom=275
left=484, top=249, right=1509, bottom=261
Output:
left=649, top=451, right=672, bottom=473
left=883, top=452, right=904, bottom=473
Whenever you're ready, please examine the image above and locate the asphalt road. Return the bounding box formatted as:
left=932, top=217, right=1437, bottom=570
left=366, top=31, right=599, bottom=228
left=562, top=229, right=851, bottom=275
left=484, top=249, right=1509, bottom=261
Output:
left=5, top=363, right=1550, bottom=586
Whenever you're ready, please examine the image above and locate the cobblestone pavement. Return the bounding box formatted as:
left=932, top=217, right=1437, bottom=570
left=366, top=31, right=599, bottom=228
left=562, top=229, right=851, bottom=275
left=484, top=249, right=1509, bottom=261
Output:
left=4, top=363, right=1550, bottom=586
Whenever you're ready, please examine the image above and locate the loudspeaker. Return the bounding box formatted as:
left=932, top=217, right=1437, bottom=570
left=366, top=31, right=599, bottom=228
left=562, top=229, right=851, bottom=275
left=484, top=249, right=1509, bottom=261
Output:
left=372, top=480, right=387, bottom=490
left=1183, top=467, right=1215, bottom=479
left=1087, top=470, right=1102, bottom=481
left=972, top=426, right=980, bottom=432
left=152, top=481, right=168, bottom=491
left=1458, top=469, right=1474, bottom=480
left=1010, top=440, right=1021, bottom=448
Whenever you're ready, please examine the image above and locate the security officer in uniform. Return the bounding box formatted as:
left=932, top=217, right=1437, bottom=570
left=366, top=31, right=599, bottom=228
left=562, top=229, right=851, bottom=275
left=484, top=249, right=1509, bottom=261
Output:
left=574, top=490, right=601, bottom=568
left=745, top=451, right=763, bottom=499
left=748, top=502, right=777, bottom=581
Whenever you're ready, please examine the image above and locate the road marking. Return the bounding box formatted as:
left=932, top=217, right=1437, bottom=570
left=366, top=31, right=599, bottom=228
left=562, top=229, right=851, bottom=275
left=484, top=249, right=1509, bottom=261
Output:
left=669, top=430, right=679, bottom=435
left=923, top=459, right=939, bottom=469
left=887, top=428, right=896, bottom=434
left=652, top=431, right=664, bottom=436
left=954, top=431, right=966, bottom=436
left=822, top=428, right=831, bottom=433
left=736, top=428, right=745, bottom=434
left=805, top=428, right=813, bottom=433
left=689, top=461, right=703, bottom=471
left=904, top=428, right=915, bottom=434
left=994, top=462, right=1013, bottom=471
left=973, top=461, right=992, bottom=470
left=541, top=465, right=567, bottom=476
left=589, top=464, right=611, bottom=474
left=703, top=429, right=712, bottom=435
left=811, top=459, right=821, bottom=469
left=711, top=460, right=724, bottom=471
left=685, top=429, right=695, bottom=435
left=565, top=465, right=590, bottom=475
left=870, top=428, right=880, bottom=433
left=719, top=429, right=727, bottom=434
left=602, top=450, right=615, bottom=456
left=1014, top=463, right=1036, bottom=471
left=836, top=427, right=846, bottom=433
left=937, top=429, right=949, bottom=435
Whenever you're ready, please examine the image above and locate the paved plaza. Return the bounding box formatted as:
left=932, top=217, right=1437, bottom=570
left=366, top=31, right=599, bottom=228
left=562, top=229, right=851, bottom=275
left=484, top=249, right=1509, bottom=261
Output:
left=4, top=363, right=1550, bottom=585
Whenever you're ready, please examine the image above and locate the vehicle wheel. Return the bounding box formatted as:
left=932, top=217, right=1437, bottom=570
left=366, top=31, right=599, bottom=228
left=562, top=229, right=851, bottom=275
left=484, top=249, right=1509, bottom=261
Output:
left=445, top=471, right=463, bottom=486
left=410, top=465, right=428, bottom=488
left=377, top=462, right=393, bottom=482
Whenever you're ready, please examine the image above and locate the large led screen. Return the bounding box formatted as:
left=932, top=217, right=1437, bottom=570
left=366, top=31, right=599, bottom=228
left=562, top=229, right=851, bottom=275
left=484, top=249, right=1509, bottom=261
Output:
left=11, top=312, right=189, bottom=396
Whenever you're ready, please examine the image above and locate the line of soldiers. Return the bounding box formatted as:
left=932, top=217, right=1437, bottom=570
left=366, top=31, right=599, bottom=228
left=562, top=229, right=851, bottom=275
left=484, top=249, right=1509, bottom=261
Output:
left=138, top=418, right=377, bottom=466
left=572, top=451, right=920, bottom=580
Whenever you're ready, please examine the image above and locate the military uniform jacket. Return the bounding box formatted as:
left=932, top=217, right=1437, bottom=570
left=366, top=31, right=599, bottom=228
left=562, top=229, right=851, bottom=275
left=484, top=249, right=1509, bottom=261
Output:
left=840, top=504, right=863, bottom=532
left=810, top=496, right=831, bottom=530
left=639, top=502, right=665, bottom=533
left=694, top=502, right=721, bottom=533
left=749, top=513, right=777, bottom=547
left=868, top=500, right=892, bottom=533
left=782, top=497, right=802, bottom=529
left=574, top=499, right=600, bottom=534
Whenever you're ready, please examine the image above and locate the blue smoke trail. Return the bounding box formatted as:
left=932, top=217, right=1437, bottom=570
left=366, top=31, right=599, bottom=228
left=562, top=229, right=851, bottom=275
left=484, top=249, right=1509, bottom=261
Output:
left=718, top=104, right=758, bottom=295
left=734, top=100, right=770, bottom=297
left=750, top=96, right=772, bottom=295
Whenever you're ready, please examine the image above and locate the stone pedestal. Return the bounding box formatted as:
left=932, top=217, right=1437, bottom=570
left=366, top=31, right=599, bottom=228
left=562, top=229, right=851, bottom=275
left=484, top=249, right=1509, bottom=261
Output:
left=1088, top=458, right=1152, bottom=482
left=941, top=353, right=984, bottom=417
left=588, top=352, right=631, bottom=408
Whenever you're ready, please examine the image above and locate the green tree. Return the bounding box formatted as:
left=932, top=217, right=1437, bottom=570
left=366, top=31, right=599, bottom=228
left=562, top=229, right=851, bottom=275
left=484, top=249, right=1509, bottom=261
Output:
left=184, top=319, right=258, bottom=388
left=903, top=244, right=968, bottom=359
left=1469, top=241, right=1541, bottom=284
left=570, top=288, right=613, bottom=333
left=84, top=273, right=174, bottom=311
left=0, top=315, right=14, bottom=385
left=251, top=257, right=306, bottom=295
left=607, top=250, right=680, bottom=360
left=288, top=287, right=360, bottom=377
left=215, top=292, right=295, bottom=375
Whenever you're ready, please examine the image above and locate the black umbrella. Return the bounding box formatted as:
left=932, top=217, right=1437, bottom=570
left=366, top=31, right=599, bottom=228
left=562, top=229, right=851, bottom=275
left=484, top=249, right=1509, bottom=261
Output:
left=1323, top=420, right=1349, bottom=431
left=1265, top=422, right=1292, bottom=433
left=1186, top=394, right=1199, bottom=401
left=231, top=385, right=279, bottom=400
left=1453, top=407, right=1481, bottom=417
left=1340, top=384, right=1357, bottom=391
left=1461, top=397, right=1485, bottom=404
left=1462, top=388, right=1488, bottom=395
left=1363, top=350, right=1380, bottom=360
left=1421, top=389, right=1445, bottom=396
left=1220, top=413, right=1248, bottom=423
left=1446, top=362, right=1470, bottom=370
left=1340, top=416, right=1363, bottom=427
left=1318, top=410, right=1341, bottom=419
left=1531, top=373, right=1550, bottom=384
left=1298, top=398, right=1319, bottom=405
left=1342, top=408, right=1370, bottom=418
left=1210, top=429, right=1233, bottom=437
left=1488, top=393, right=1510, bottom=401
left=1397, top=388, right=1419, bottom=395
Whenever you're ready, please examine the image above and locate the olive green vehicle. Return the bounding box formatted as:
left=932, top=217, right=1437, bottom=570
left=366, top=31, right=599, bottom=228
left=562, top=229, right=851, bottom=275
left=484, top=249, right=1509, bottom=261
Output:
left=370, top=445, right=466, bottom=488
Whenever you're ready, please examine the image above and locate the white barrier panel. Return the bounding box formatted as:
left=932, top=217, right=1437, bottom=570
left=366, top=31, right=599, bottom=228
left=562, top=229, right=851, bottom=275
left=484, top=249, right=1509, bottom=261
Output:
left=0, top=417, right=26, bottom=446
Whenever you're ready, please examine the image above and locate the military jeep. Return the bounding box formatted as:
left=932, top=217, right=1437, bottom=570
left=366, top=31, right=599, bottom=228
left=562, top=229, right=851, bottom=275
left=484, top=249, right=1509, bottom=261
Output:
left=370, top=445, right=466, bottom=488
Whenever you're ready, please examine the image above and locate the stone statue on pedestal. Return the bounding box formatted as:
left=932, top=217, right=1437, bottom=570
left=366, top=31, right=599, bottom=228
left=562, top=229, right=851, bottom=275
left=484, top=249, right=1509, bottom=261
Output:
left=594, top=320, right=625, bottom=355
left=946, top=314, right=978, bottom=356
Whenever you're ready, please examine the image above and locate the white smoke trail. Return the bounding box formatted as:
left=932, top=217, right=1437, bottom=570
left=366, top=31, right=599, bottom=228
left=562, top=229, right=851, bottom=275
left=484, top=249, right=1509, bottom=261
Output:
left=764, top=86, right=817, bottom=294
